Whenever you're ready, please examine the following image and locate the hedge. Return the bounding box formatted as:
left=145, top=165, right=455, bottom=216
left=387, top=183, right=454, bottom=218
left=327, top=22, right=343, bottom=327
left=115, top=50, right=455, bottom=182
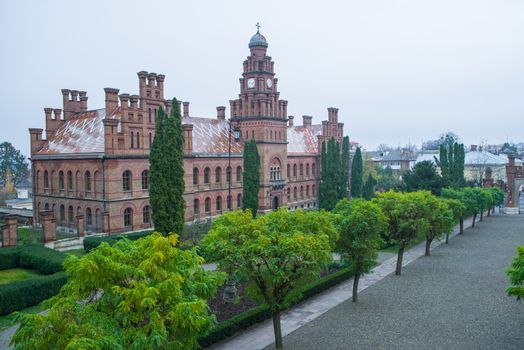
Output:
left=198, top=265, right=354, bottom=348
left=83, top=230, right=153, bottom=252
left=0, top=247, right=19, bottom=270
left=0, top=245, right=65, bottom=275
left=0, top=272, right=67, bottom=316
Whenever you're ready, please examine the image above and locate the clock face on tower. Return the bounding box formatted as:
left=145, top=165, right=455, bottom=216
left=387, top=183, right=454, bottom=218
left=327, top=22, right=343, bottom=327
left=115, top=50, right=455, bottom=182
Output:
left=266, top=78, right=272, bottom=88
left=247, top=78, right=256, bottom=89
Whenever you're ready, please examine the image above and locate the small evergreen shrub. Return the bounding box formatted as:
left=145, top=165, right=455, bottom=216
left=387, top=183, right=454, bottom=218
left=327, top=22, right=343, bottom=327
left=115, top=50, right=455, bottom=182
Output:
left=0, top=247, right=20, bottom=270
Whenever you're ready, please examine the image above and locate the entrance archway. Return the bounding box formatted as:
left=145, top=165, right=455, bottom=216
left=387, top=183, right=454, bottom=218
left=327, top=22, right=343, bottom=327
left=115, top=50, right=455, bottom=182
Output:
left=273, top=196, right=279, bottom=210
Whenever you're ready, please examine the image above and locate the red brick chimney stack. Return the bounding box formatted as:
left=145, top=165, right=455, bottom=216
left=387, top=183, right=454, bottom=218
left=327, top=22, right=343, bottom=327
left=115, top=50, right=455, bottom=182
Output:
left=217, top=106, right=226, bottom=120
left=302, top=115, right=312, bottom=128
left=79, top=91, right=88, bottom=111
left=183, top=102, right=190, bottom=117
left=288, top=115, right=294, bottom=127
left=29, top=128, right=44, bottom=155
left=104, top=88, right=120, bottom=114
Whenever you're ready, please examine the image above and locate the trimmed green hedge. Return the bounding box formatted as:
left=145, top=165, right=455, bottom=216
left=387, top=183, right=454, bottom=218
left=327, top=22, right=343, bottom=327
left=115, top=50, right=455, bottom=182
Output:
left=198, top=265, right=354, bottom=348
left=0, top=245, right=67, bottom=316
left=83, top=230, right=153, bottom=252
left=0, top=272, right=67, bottom=316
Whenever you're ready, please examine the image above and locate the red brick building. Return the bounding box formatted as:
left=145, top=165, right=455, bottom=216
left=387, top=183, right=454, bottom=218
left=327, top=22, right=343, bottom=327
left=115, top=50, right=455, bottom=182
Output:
left=29, top=29, right=346, bottom=234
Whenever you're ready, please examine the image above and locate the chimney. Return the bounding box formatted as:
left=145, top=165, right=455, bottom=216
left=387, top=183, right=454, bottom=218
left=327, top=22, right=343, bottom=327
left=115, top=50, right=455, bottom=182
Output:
left=104, top=88, right=120, bottom=114
left=216, top=106, right=226, bottom=120
left=45, top=108, right=62, bottom=139
left=470, top=145, right=478, bottom=152
left=183, top=101, right=190, bottom=118
left=156, top=74, right=165, bottom=100
left=53, top=109, right=62, bottom=120
left=130, top=95, right=139, bottom=109
left=29, top=128, right=44, bottom=155
left=70, top=90, right=79, bottom=102
left=137, top=71, right=148, bottom=99
left=119, top=93, right=130, bottom=110
left=103, top=118, right=120, bottom=154
left=288, top=115, right=294, bottom=127
left=302, top=115, right=312, bottom=128
left=182, top=124, right=193, bottom=155
left=327, top=107, right=335, bottom=123
left=338, top=123, right=344, bottom=138
left=79, top=91, right=88, bottom=111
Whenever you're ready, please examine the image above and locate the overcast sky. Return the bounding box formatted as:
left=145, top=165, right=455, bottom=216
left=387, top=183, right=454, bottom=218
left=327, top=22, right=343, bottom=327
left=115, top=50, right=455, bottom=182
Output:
left=1, top=0, right=523, bottom=157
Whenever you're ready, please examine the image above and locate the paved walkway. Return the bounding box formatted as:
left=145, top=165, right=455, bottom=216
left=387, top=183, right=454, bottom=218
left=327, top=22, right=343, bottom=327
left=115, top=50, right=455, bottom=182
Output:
left=208, top=214, right=509, bottom=350
left=263, top=214, right=524, bottom=350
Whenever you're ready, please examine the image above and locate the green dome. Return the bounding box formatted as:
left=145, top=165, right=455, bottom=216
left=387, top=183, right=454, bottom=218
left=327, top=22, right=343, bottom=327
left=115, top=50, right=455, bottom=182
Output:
left=249, top=31, right=268, bottom=48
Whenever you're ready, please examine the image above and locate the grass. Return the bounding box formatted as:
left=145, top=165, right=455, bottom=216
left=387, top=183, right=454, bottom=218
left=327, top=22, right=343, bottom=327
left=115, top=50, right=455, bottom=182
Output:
left=17, top=226, right=78, bottom=246
left=0, top=303, right=47, bottom=331
left=64, top=248, right=85, bottom=258
left=0, top=268, right=41, bottom=285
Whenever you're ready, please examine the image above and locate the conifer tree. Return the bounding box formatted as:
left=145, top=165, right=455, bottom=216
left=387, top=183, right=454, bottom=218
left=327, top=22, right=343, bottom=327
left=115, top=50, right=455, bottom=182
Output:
left=350, top=147, right=363, bottom=198
left=149, top=99, right=185, bottom=235
left=340, top=136, right=350, bottom=199
left=436, top=136, right=465, bottom=188
left=243, top=139, right=260, bottom=216
left=362, top=173, right=376, bottom=200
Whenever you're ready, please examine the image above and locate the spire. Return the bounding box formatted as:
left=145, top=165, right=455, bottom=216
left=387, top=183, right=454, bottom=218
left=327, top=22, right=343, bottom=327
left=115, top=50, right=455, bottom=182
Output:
left=249, top=23, right=268, bottom=48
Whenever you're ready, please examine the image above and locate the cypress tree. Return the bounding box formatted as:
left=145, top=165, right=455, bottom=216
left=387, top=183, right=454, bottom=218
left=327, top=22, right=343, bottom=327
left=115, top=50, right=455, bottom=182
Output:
left=340, top=136, right=350, bottom=199
left=243, top=139, right=260, bottom=217
left=362, top=174, right=376, bottom=200
left=149, top=99, right=185, bottom=235
left=350, top=147, right=363, bottom=198
left=437, top=138, right=465, bottom=188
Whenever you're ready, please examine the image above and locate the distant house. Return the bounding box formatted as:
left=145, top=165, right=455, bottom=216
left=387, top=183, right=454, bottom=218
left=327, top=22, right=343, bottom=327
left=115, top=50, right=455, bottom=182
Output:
left=4, top=178, right=32, bottom=210
left=464, top=150, right=522, bottom=184
left=372, top=149, right=417, bottom=178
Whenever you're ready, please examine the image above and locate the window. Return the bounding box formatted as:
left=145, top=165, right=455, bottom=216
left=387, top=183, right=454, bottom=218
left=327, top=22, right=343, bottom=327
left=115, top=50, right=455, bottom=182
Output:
left=216, top=196, right=222, bottom=214
left=312, top=163, right=316, bottom=177
left=84, top=171, right=91, bottom=193
left=59, top=205, right=65, bottom=226
left=136, top=132, right=140, bottom=148
left=59, top=171, right=64, bottom=191
left=312, top=184, right=316, bottom=196
left=306, top=185, right=310, bottom=197
left=293, top=187, right=297, bottom=201
left=300, top=186, right=304, bottom=199
left=67, top=171, right=73, bottom=191
left=149, top=132, right=152, bottom=148
left=154, top=109, right=157, bottom=122
left=300, top=164, right=304, bottom=177
left=122, top=170, right=132, bottom=192
left=44, top=170, right=49, bottom=189
left=94, top=171, right=99, bottom=196
left=143, top=206, right=151, bottom=224
left=204, top=167, right=210, bottom=184
left=287, top=164, right=290, bottom=178
left=68, top=205, right=74, bottom=224
left=252, top=130, right=254, bottom=139
left=236, top=166, right=242, bottom=182
left=204, top=197, right=211, bottom=214
left=193, top=168, right=199, bottom=186
left=226, top=166, right=232, bottom=183
left=131, top=131, right=134, bottom=148
left=44, top=203, right=49, bottom=210
left=293, top=164, right=297, bottom=177
left=124, top=207, right=133, bottom=228
left=86, top=208, right=93, bottom=226
left=306, top=163, right=310, bottom=177
left=141, top=170, right=149, bottom=190
left=227, top=195, right=232, bottom=210
left=215, top=167, right=222, bottom=184
left=194, top=199, right=200, bottom=218
left=237, top=193, right=242, bottom=208
left=148, top=108, right=152, bottom=123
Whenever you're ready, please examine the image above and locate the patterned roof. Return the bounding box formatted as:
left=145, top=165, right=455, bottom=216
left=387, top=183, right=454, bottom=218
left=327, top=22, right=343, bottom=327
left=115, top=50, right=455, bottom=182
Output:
left=249, top=31, right=268, bottom=48
left=36, top=109, right=112, bottom=155
left=287, top=125, right=322, bottom=155
left=185, top=116, right=243, bottom=154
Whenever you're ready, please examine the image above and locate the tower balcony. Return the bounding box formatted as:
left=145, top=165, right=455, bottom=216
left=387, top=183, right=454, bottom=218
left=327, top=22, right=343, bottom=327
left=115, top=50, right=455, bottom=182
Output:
left=270, top=179, right=286, bottom=190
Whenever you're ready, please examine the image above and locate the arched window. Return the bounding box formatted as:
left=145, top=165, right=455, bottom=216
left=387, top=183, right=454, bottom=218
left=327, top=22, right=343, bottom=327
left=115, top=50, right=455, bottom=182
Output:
left=43, top=170, right=49, bottom=189
left=122, top=170, right=132, bottom=192
left=67, top=171, right=73, bottom=191
left=312, top=163, right=316, bottom=177
left=312, top=184, right=316, bottom=196
left=226, top=166, right=232, bottom=183
left=236, top=166, right=242, bottom=182
left=95, top=208, right=101, bottom=232
left=204, top=197, right=211, bottom=214
left=293, top=164, right=297, bottom=177
left=59, top=171, right=64, bottom=191
left=44, top=203, right=49, bottom=210
left=287, top=188, right=291, bottom=203
left=94, top=171, right=99, bottom=197
left=75, top=171, right=81, bottom=194
left=141, top=170, right=149, bottom=190
left=68, top=205, right=74, bottom=224
left=84, top=171, right=91, bottom=193
left=216, top=196, right=222, bottom=214
left=143, top=206, right=151, bottom=225
left=193, top=168, right=199, bottom=186
left=287, top=164, right=290, bottom=178
left=300, top=186, right=304, bottom=199
left=300, top=164, right=304, bottom=177
left=130, top=131, right=134, bottom=148
left=306, top=185, right=310, bottom=197
left=293, top=187, right=297, bottom=201
left=204, top=167, right=210, bottom=184
left=149, top=132, right=152, bottom=148
left=59, top=205, right=65, bottom=226
left=194, top=199, right=200, bottom=218
left=136, top=132, right=140, bottom=149
left=237, top=193, right=242, bottom=208
left=148, top=108, right=152, bottom=123
left=50, top=171, right=55, bottom=192
left=86, top=208, right=93, bottom=227
left=306, top=163, right=310, bottom=177
left=124, top=207, right=133, bottom=229
left=154, top=109, right=157, bottom=122
left=215, top=167, right=222, bottom=184
left=227, top=195, right=232, bottom=210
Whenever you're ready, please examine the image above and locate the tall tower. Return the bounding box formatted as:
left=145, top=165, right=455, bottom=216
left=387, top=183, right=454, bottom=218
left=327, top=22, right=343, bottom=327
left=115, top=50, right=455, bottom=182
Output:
left=230, top=25, right=288, bottom=213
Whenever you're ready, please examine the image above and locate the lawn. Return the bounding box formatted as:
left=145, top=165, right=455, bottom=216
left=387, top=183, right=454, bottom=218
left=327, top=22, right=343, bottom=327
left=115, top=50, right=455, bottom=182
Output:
left=0, top=268, right=41, bottom=285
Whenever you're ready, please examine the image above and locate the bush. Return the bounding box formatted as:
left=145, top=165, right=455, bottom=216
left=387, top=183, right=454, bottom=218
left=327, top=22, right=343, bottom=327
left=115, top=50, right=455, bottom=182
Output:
left=0, top=272, right=67, bottom=316
left=83, top=230, right=153, bottom=252
left=0, top=247, right=19, bottom=270
left=17, top=245, right=65, bottom=274
left=198, top=265, right=354, bottom=348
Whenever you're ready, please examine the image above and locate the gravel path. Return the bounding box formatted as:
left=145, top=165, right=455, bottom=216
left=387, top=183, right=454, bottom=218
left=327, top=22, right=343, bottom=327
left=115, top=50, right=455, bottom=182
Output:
left=265, top=214, right=524, bottom=350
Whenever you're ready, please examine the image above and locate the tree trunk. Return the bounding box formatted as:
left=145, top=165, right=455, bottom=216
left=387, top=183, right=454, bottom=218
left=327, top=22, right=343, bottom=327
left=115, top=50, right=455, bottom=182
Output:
left=480, top=209, right=484, bottom=221
left=272, top=311, right=283, bottom=349
left=352, top=274, right=360, bottom=302
left=459, top=217, right=464, bottom=234
left=487, top=206, right=491, bottom=216
left=395, top=245, right=405, bottom=275
left=445, top=233, right=449, bottom=244
left=425, top=238, right=432, bottom=256
left=472, top=213, right=477, bottom=227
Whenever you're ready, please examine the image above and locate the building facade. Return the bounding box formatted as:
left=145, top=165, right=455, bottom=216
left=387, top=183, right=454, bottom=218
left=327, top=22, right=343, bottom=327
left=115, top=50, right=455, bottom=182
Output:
left=29, top=29, right=346, bottom=234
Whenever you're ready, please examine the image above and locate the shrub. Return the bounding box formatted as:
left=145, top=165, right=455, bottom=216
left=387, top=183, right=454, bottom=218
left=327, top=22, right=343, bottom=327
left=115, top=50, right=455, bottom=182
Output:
left=83, top=230, right=153, bottom=252
left=198, top=265, right=354, bottom=348
left=17, top=245, right=65, bottom=274
left=0, top=272, right=67, bottom=316
left=0, top=247, right=19, bottom=270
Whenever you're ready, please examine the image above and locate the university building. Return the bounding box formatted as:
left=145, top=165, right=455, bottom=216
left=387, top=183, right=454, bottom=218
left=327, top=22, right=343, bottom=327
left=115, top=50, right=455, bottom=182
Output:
left=28, top=29, right=347, bottom=234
